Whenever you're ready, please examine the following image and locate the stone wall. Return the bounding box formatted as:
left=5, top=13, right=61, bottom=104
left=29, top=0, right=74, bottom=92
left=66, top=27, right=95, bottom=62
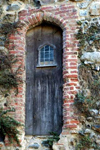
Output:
left=0, top=0, right=100, bottom=150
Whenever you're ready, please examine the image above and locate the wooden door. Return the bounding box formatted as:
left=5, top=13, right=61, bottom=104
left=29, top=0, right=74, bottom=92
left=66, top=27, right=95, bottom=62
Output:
left=25, top=23, right=63, bottom=135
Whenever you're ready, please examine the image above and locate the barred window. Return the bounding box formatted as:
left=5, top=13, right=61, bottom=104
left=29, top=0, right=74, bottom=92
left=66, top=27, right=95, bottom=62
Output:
left=38, top=45, right=56, bottom=66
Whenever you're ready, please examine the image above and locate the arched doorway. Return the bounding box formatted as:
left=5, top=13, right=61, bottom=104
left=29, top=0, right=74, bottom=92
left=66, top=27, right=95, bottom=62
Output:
left=25, top=22, right=63, bottom=135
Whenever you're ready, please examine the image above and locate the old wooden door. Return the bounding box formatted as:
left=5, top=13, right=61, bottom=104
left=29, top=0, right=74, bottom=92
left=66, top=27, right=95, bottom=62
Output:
left=25, top=23, right=63, bottom=135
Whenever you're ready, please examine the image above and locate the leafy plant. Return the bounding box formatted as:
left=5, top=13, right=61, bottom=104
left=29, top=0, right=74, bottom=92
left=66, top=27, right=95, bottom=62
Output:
left=0, top=50, right=21, bottom=95
left=0, top=11, right=22, bottom=147
left=75, top=134, right=99, bottom=150
left=42, top=132, right=60, bottom=149
left=75, top=19, right=100, bottom=149
left=74, top=93, right=92, bottom=116
left=0, top=107, right=23, bottom=146
left=76, top=19, right=100, bottom=55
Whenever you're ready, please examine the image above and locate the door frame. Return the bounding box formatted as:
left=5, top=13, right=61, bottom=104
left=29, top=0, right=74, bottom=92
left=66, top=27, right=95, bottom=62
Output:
left=8, top=11, right=79, bottom=139
left=25, top=23, right=63, bottom=135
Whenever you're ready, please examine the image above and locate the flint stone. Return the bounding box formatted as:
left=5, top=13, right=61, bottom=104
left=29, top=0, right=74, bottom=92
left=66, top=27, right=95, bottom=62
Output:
left=96, top=101, right=100, bottom=107
left=70, top=130, right=78, bottom=134
left=7, top=4, right=20, bottom=11
left=79, top=116, right=86, bottom=123
left=0, top=41, right=4, bottom=46
left=81, top=52, right=100, bottom=64
left=39, top=0, right=55, bottom=4
left=89, top=109, right=98, bottom=116
left=92, top=125, right=100, bottom=133
left=85, top=129, right=92, bottom=133
left=0, top=7, right=3, bottom=15
left=96, top=139, right=100, bottom=144
left=0, top=36, right=5, bottom=41
left=80, top=10, right=88, bottom=17
left=89, top=2, right=100, bottom=16
left=3, top=14, right=15, bottom=23
left=0, top=0, right=3, bottom=6
left=15, top=148, right=19, bottom=150
left=29, top=143, right=39, bottom=149
left=84, top=89, right=91, bottom=98
left=73, top=0, right=83, bottom=1
left=87, top=117, right=93, bottom=122
left=90, top=132, right=96, bottom=138
left=53, top=144, right=65, bottom=150
left=77, top=2, right=89, bottom=9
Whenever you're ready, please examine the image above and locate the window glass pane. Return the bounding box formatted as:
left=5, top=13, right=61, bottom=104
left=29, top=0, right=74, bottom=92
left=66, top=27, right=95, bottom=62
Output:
left=50, top=52, right=54, bottom=61
left=40, top=50, right=44, bottom=62
left=39, top=45, right=55, bottom=65
left=50, top=47, right=53, bottom=51
left=41, top=47, right=44, bottom=51
left=45, top=52, right=49, bottom=61
left=40, top=58, right=44, bottom=62
left=45, top=45, right=49, bottom=51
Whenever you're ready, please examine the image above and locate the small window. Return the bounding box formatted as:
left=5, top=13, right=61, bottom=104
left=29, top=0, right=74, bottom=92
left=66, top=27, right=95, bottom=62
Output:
left=37, top=45, right=56, bottom=67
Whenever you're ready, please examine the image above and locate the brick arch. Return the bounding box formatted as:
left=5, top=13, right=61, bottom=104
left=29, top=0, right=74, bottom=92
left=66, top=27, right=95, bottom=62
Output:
left=18, top=11, right=66, bottom=31
left=8, top=6, right=80, bottom=137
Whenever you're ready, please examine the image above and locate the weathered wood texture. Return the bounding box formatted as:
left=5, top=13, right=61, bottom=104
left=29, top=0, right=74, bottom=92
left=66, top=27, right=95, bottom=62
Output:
left=25, top=23, right=63, bottom=135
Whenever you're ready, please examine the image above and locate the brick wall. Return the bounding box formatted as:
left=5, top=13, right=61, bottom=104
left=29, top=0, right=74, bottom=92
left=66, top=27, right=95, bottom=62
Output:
left=4, top=4, right=79, bottom=149
left=0, top=0, right=100, bottom=149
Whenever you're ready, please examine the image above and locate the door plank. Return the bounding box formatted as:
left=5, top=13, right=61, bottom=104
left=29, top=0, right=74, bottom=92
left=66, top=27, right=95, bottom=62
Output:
left=25, top=23, right=63, bottom=135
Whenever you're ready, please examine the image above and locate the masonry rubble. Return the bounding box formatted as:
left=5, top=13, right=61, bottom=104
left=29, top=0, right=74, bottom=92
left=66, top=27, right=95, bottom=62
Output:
left=0, top=0, right=100, bottom=150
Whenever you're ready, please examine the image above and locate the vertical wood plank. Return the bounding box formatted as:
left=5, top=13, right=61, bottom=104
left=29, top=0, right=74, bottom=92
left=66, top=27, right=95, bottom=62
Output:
left=25, top=23, right=63, bottom=135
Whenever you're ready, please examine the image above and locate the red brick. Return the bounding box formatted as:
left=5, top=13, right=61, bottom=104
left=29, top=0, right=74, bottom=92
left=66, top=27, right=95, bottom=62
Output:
left=70, top=87, right=74, bottom=90
left=62, top=131, right=70, bottom=135
left=70, top=63, right=77, bottom=66
left=65, top=124, right=77, bottom=128
left=4, top=5, right=80, bottom=142
left=67, top=100, right=74, bottom=103
left=28, top=16, right=34, bottom=25
left=65, top=74, right=78, bottom=78
left=19, top=16, right=27, bottom=20
left=70, top=79, right=78, bottom=82
left=70, top=120, right=79, bottom=124
left=63, top=116, right=74, bottom=120
left=18, top=10, right=28, bottom=17
left=67, top=91, right=77, bottom=94
left=67, top=59, right=77, bottom=62
left=70, top=70, right=78, bottom=74
left=31, top=14, right=38, bottom=24
left=70, top=95, right=75, bottom=99
left=28, top=8, right=36, bottom=15
left=67, top=66, right=77, bottom=69
left=9, top=35, right=16, bottom=40
left=41, top=6, right=54, bottom=10
left=66, top=82, right=77, bottom=86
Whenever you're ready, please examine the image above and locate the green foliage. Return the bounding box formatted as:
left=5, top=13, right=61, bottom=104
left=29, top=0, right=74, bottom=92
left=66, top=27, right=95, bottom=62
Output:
left=0, top=108, right=23, bottom=146
left=0, top=22, right=17, bottom=36
left=0, top=12, right=22, bottom=147
left=76, top=18, right=100, bottom=113
left=76, top=21, right=82, bottom=26
left=75, top=133, right=100, bottom=150
left=74, top=93, right=92, bottom=116
left=75, top=19, right=100, bottom=149
left=0, top=50, right=21, bottom=95
left=76, top=135, right=92, bottom=150
left=42, top=132, right=60, bottom=149
left=76, top=20, right=100, bottom=54
left=78, top=63, right=100, bottom=108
